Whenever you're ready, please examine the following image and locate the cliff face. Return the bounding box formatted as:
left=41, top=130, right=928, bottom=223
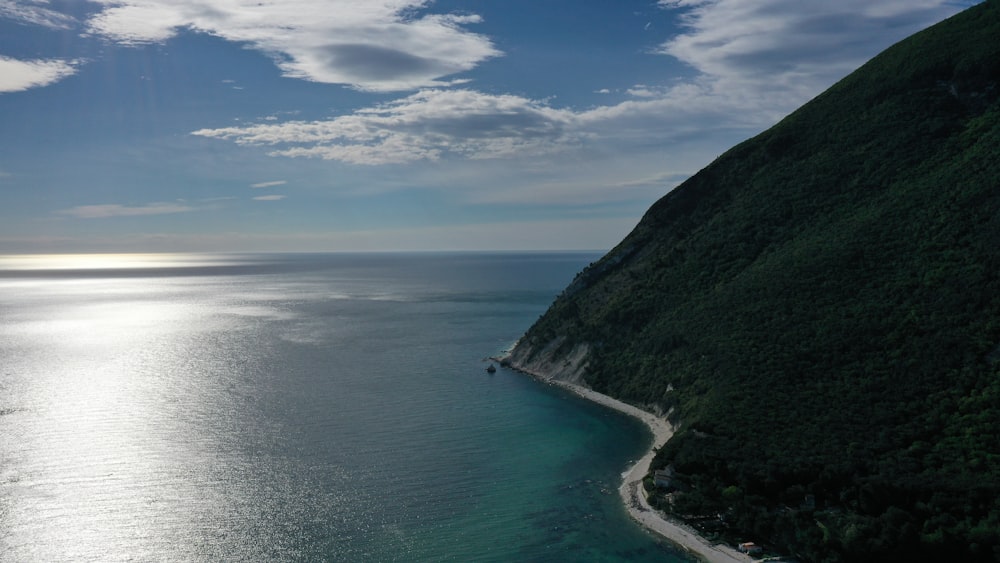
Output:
left=505, top=337, right=590, bottom=386
left=510, top=2, right=1000, bottom=561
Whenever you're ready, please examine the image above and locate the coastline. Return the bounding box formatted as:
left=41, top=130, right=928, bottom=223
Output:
left=496, top=357, right=752, bottom=563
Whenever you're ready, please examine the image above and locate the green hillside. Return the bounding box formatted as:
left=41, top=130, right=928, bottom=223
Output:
left=508, top=2, right=1000, bottom=561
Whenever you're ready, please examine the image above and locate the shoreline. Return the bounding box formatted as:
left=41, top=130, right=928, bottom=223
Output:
left=495, top=358, right=752, bottom=563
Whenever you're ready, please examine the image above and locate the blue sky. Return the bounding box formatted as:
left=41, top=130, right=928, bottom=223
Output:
left=0, top=0, right=980, bottom=252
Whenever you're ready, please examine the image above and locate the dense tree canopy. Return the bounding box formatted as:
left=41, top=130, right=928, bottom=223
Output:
left=513, top=2, right=1000, bottom=561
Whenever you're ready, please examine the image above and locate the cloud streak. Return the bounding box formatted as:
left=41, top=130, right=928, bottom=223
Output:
left=0, top=56, right=78, bottom=93
left=0, top=0, right=77, bottom=29
left=83, top=0, right=500, bottom=91
left=250, top=180, right=287, bottom=189
left=56, top=203, right=195, bottom=219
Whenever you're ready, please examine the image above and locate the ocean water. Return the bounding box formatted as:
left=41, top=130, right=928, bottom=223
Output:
left=0, top=253, right=692, bottom=562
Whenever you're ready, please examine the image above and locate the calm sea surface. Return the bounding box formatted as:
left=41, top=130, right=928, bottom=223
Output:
left=0, top=253, right=692, bottom=562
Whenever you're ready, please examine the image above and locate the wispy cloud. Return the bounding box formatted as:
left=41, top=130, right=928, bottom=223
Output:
left=655, top=0, right=971, bottom=112
left=0, top=0, right=77, bottom=29
left=250, top=180, right=287, bottom=189
left=253, top=195, right=286, bottom=201
left=625, top=85, right=662, bottom=98
left=83, top=0, right=500, bottom=91
left=191, top=78, right=784, bottom=168
left=56, top=203, right=194, bottom=219
left=611, top=172, right=691, bottom=190
left=193, top=89, right=582, bottom=165
left=0, top=56, right=78, bottom=93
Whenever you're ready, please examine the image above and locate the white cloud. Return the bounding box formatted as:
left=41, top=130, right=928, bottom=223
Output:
left=84, top=0, right=500, bottom=91
left=193, top=89, right=583, bottom=165
left=0, top=0, right=77, bottom=29
left=177, top=71, right=814, bottom=168
left=655, top=0, right=970, bottom=113
left=56, top=203, right=194, bottom=219
left=0, top=56, right=77, bottom=93
left=250, top=180, right=287, bottom=189
left=192, top=3, right=973, bottom=171
left=625, top=85, right=662, bottom=98
left=253, top=195, right=286, bottom=201
left=657, top=0, right=707, bottom=7
left=572, top=1, right=971, bottom=140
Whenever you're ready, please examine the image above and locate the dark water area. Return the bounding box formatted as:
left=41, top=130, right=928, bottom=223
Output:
left=0, top=252, right=692, bottom=561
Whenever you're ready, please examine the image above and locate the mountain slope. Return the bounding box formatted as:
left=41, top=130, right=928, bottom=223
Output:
left=507, top=2, right=1000, bottom=561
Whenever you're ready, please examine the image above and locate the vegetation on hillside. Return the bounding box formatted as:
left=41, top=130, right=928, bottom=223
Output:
left=515, top=2, right=1000, bottom=561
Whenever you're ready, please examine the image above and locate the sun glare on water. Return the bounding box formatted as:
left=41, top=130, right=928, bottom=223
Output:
left=0, top=255, right=240, bottom=559
left=0, top=253, right=217, bottom=271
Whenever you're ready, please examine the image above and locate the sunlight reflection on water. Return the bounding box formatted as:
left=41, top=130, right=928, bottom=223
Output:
left=0, top=252, right=688, bottom=562
left=0, top=271, right=300, bottom=560
left=0, top=253, right=249, bottom=271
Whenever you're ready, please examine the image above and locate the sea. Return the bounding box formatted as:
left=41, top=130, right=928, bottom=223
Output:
left=0, top=252, right=693, bottom=562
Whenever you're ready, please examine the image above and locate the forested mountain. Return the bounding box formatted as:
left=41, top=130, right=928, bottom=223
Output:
left=507, top=2, right=1000, bottom=561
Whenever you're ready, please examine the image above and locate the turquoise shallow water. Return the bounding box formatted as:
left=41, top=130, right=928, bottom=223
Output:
left=0, top=253, right=693, bottom=562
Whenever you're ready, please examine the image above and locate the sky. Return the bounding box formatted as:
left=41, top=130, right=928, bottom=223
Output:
left=0, top=0, right=981, bottom=253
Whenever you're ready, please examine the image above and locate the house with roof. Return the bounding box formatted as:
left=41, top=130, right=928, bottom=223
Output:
left=738, top=541, right=763, bottom=556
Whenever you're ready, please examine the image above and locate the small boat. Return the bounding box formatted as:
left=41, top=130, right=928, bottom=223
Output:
left=486, top=364, right=497, bottom=373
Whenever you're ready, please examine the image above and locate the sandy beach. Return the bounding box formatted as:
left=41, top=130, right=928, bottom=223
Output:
left=499, top=359, right=753, bottom=563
